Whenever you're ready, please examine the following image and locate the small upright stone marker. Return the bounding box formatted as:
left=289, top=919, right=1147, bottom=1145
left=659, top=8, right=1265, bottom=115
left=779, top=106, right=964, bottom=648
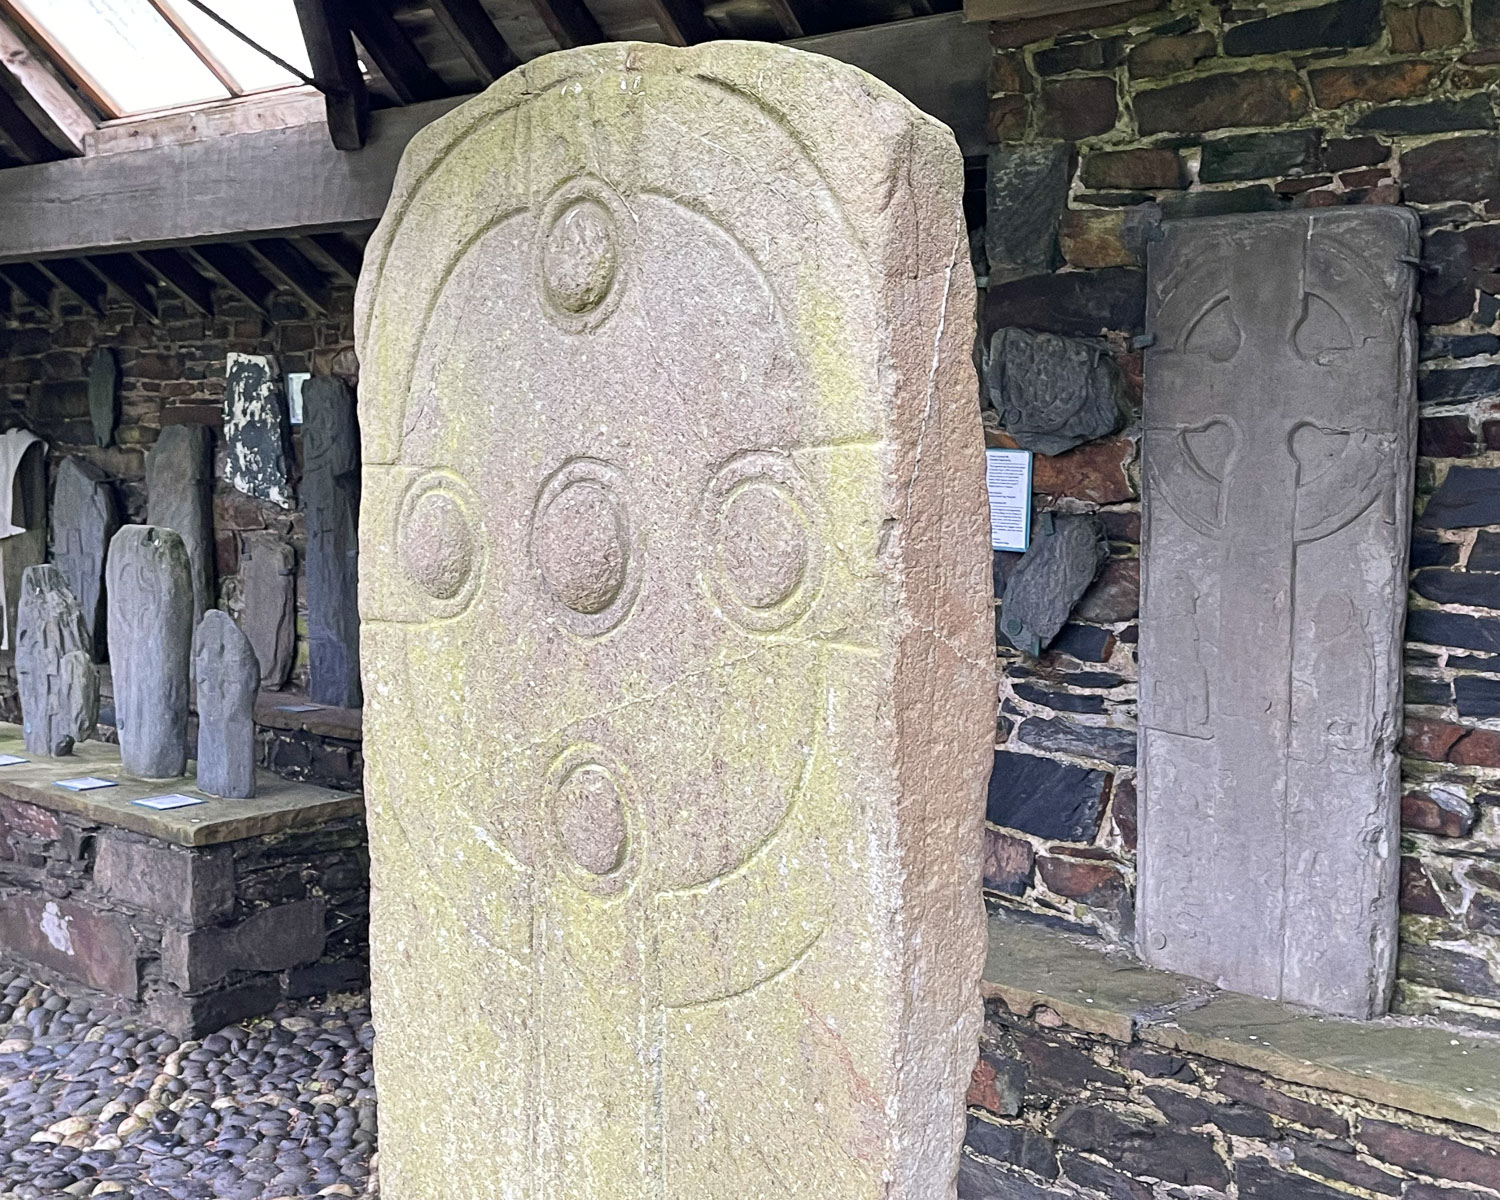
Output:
left=193, top=610, right=259, bottom=799
left=237, top=531, right=296, bottom=689
left=107, top=525, right=194, bottom=780
left=1138, top=208, right=1418, bottom=1018
left=146, top=426, right=214, bottom=624
left=87, top=347, right=118, bottom=449
left=356, top=43, right=993, bottom=1200
left=15, top=565, right=99, bottom=756
left=51, top=457, right=120, bottom=660
left=301, top=376, right=361, bottom=708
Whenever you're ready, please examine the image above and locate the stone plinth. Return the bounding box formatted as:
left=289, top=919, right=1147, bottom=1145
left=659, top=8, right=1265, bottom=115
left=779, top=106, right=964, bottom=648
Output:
left=354, top=41, right=994, bottom=1200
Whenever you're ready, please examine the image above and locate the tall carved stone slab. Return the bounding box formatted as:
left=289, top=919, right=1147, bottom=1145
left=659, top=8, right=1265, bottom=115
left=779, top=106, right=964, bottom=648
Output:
left=237, top=531, right=296, bottom=689
left=107, top=525, right=194, bottom=781
left=146, top=426, right=214, bottom=624
left=301, top=377, right=361, bottom=708
left=16, top=565, right=98, bottom=756
left=1138, top=209, right=1418, bottom=1019
left=51, top=457, right=120, bottom=660
left=193, top=609, right=260, bottom=799
left=354, top=44, right=993, bottom=1200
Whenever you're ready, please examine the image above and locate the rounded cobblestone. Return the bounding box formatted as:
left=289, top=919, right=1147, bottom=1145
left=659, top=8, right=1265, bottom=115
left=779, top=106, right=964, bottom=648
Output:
left=0, top=970, right=376, bottom=1199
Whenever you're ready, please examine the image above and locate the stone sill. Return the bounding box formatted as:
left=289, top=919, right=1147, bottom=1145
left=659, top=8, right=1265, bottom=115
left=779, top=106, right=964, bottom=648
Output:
left=0, top=722, right=361, bottom=846
left=984, top=909, right=1500, bottom=1133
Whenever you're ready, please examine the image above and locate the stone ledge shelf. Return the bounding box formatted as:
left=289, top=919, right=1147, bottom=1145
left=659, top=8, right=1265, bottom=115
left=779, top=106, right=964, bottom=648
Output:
left=0, top=722, right=360, bottom=846
left=985, top=909, right=1500, bottom=1134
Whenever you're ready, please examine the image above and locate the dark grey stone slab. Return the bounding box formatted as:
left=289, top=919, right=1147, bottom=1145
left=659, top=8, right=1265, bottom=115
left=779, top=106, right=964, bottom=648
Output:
left=999, top=514, right=1108, bottom=655
left=0, top=428, right=47, bottom=655
left=87, top=347, right=118, bottom=449
left=237, top=531, right=295, bottom=689
left=16, top=564, right=98, bottom=756
left=986, top=749, right=1110, bottom=841
left=107, top=525, right=193, bottom=780
left=193, top=609, right=260, bottom=799
left=984, top=328, right=1126, bottom=455
left=301, top=376, right=361, bottom=708
left=146, top=425, right=214, bottom=624
left=224, top=352, right=293, bottom=508
left=50, top=457, right=119, bottom=660
left=1139, top=207, right=1418, bottom=1019
left=985, top=142, right=1071, bottom=285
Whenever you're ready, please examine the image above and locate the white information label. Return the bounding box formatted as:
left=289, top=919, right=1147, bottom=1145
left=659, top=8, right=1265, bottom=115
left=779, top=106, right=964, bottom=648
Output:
left=985, top=448, right=1033, bottom=552
left=277, top=703, right=322, bottom=713
left=0, top=754, right=27, bottom=766
left=55, top=776, right=116, bottom=791
left=135, top=793, right=206, bottom=811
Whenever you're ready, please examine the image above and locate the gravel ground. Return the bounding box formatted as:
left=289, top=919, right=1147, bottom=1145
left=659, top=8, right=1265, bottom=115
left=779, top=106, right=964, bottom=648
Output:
left=0, top=969, right=378, bottom=1200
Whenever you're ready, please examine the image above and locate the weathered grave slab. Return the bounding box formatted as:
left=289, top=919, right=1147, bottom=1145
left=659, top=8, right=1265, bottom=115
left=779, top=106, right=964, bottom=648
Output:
left=107, top=525, right=193, bottom=781
left=193, top=610, right=260, bottom=798
left=16, top=565, right=98, bottom=756
left=225, top=352, right=293, bottom=509
left=354, top=42, right=994, bottom=1200
left=0, top=428, right=46, bottom=652
left=237, top=531, right=296, bottom=689
left=146, top=425, right=214, bottom=624
left=984, top=328, right=1126, bottom=455
left=51, top=457, right=120, bottom=660
left=1138, top=208, right=1418, bottom=1019
left=301, top=377, right=361, bottom=708
left=88, top=347, right=118, bottom=449
left=999, top=513, right=1107, bottom=655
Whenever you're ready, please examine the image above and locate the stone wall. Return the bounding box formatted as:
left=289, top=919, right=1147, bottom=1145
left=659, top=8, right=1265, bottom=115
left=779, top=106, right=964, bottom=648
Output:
left=978, top=0, right=1500, bottom=1025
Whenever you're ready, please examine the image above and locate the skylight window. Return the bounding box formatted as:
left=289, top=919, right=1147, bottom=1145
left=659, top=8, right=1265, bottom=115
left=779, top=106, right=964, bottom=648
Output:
left=7, top=0, right=312, bottom=118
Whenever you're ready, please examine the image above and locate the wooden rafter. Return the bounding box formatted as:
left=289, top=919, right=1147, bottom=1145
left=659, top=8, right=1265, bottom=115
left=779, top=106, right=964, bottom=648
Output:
left=0, top=262, right=49, bottom=311
left=292, top=0, right=369, bottom=150
left=87, top=253, right=159, bottom=322
left=189, top=243, right=276, bottom=315
left=642, top=0, right=714, bottom=45
left=40, top=258, right=105, bottom=315
left=347, top=2, right=445, bottom=105
left=0, top=12, right=92, bottom=155
left=429, top=0, right=519, bottom=85
left=0, top=0, right=118, bottom=116
left=0, top=84, right=51, bottom=163
left=248, top=237, right=331, bottom=314
left=764, top=0, right=806, bottom=37
left=144, top=0, right=242, bottom=95
left=305, top=232, right=363, bottom=284
left=529, top=0, right=604, bottom=49
left=136, top=247, right=215, bottom=316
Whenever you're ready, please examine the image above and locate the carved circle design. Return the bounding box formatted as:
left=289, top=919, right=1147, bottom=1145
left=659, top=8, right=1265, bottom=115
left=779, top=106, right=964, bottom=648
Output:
left=530, top=458, right=642, bottom=637
left=545, top=748, right=639, bottom=896
left=396, top=471, right=484, bottom=619
left=703, top=451, right=822, bottom=633
left=537, top=179, right=632, bottom=332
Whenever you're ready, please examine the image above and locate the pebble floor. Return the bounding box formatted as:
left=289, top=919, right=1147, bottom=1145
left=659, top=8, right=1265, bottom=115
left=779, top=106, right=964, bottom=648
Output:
left=0, top=969, right=378, bottom=1200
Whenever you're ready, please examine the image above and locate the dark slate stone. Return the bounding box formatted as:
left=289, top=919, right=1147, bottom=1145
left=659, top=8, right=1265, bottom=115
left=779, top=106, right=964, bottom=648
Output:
left=192, top=610, right=259, bottom=799
left=224, top=353, right=293, bottom=508
left=987, top=751, right=1110, bottom=841
left=1222, top=0, right=1379, bottom=55
left=1011, top=681, right=1107, bottom=713
left=986, top=143, right=1073, bottom=285
left=1420, top=415, right=1478, bottom=458
left=1419, top=366, right=1500, bottom=406
left=1135, top=70, right=1309, bottom=136
left=1198, top=129, right=1322, bottom=182
left=1420, top=231, right=1476, bottom=327
left=50, top=457, right=119, bottom=661
left=1017, top=715, right=1137, bottom=765
left=146, top=425, right=214, bottom=625
left=983, top=328, right=1126, bottom=455
left=1290, top=1141, right=1407, bottom=1197
left=237, top=531, right=295, bottom=689
left=985, top=268, right=1147, bottom=340
left=1405, top=673, right=1453, bottom=706
left=1482, top=293, right=1500, bottom=325
left=999, top=515, right=1108, bottom=654
left=1037, top=77, right=1119, bottom=140
left=1322, top=136, right=1387, bottom=170
left=964, top=1116, right=1059, bottom=1179
left=1049, top=623, right=1116, bottom=661
left=1052, top=1105, right=1228, bottom=1188
left=16, top=565, right=98, bottom=757
left=1419, top=466, right=1500, bottom=527
left=1470, top=530, right=1500, bottom=569
left=956, top=1154, right=1063, bottom=1200
left=87, top=347, right=118, bottom=450
left=1412, top=568, right=1500, bottom=607
left=1403, top=136, right=1500, bottom=205
left=1406, top=608, right=1500, bottom=652
left=1353, top=95, right=1498, bottom=135
left=1157, top=186, right=1285, bottom=219
left=1236, top=1158, right=1354, bottom=1200
left=1034, top=36, right=1125, bottom=74
left=107, top=525, right=193, bottom=780
left=1456, top=674, right=1500, bottom=718
left=1060, top=1153, right=1154, bottom=1200
left=302, top=377, right=362, bottom=708
left=1421, top=332, right=1500, bottom=361
left=1480, top=0, right=1500, bottom=41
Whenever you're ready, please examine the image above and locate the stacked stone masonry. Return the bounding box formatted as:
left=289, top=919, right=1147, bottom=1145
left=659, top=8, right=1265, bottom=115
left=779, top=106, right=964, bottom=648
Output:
left=980, top=0, right=1500, bottom=1028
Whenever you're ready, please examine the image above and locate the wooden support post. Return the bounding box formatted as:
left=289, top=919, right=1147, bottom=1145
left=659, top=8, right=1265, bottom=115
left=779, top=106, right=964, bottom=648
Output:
left=0, top=262, right=50, bottom=311
left=642, top=0, right=714, bottom=44
left=0, top=13, right=92, bottom=156
left=347, top=2, right=446, bottom=104
left=429, top=0, right=519, bottom=85
left=190, top=243, right=276, bottom=315
left=86, top=253, right=158, bottom=322
left=292, top=0, right=369, bottom=151
left=136, top=248, right=215, bottom=316
left=529, top=0, right=605, bottom=48
left=248, top=238, right=331, bottom=315
left=40, top=258, right=106, bottom=315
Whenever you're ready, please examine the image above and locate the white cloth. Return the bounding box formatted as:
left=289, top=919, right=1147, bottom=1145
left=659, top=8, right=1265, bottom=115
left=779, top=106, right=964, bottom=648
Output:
left=0, top=428, right=44, bottom=649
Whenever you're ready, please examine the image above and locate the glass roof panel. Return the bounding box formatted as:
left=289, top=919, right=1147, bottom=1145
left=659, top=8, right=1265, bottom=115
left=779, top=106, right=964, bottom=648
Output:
left=157, top=0, right=312, bottom=93
left=10, top=0, right=230, bottom=115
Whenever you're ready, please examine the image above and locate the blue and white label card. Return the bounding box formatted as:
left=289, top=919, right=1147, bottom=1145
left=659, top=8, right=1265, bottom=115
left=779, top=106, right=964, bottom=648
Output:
left=276, top=704, right=322, bottom=713
left=0, top=754, right=27, bottom=766
left=55, top=777, right=116, bottom=791
left=985, top=448, right=1033, bottom=552
left=134, top=793, right=206, bottom=811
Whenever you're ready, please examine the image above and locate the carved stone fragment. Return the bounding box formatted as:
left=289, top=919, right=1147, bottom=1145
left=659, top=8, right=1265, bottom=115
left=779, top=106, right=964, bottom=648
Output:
left=88, top=347, right=118, bottom=449
left=51, top=457, right=120, bottom=660
left=107, top=525, right=193, bottom=780
left=985, top=141, right=1072, bottom=284
left=1138, top=208, right=1418, bottom=1019
left=354, top=43, right=995, bottom=1200
left=984, top=328, right=1127, bottom=455
left=193, top=609, right=260, bottom=799
left=999, top=514, right=1108, bottom=655
left=16, top=565, right=99, bottom=756
left=0, top=428, right=46, bottom=653
left=301, top=376, right=361, bottom=708
left=237, top=531, right=296, bottom=689
left=146, top=425, right=214, bottom=625
left=224, top=352, right=293, bottom=508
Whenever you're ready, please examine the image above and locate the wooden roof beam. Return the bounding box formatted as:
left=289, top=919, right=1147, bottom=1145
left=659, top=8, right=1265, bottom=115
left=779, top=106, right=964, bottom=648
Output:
left=40, top=258, right=105, bottom=315
left=136, top=247, right=215, bottom=316
left=529, top=0, right=605, bottom=48
left=0, top=12, right=92, bottom=156
left=292, top=0, right=369, bottom=150
left=304, top=232, right=363, bottom=285
left=643, top=0, right=714, bottom=44
left=430, top=0, right=519, bottom=85
left=765, top=0, right=807, bottom=37
left=0, top=262, right=50, bottom=312
left=86, top=253, right=158, bottom=322
left=0, top=84, right=52, bottom=163
left=249, top=237, right=331, bottom=314
left=189, top=243, right=276, bottom=315
left=347, top=3, right=446, bottom=104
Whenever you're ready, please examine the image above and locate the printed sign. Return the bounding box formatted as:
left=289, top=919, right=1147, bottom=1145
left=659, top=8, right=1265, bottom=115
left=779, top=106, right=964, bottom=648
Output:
left=134, top=793, right=207, bottom=811
left=55, top=777, right=116, bottom=791
left=985, top=447, right=1033, bottom=552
